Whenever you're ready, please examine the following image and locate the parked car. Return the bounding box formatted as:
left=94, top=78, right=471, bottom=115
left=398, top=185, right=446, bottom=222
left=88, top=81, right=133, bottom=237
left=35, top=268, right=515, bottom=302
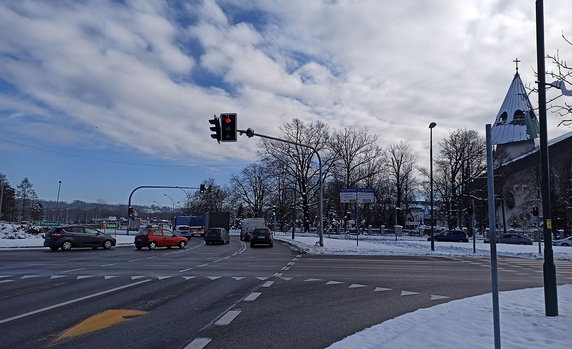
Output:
left=134, top=227, right=188, bottom=250
left=427, top=230, right=468, bottom=242
left=553, top=236, right=572, bottom=246
left=484, top=233, right=533, bottom=245
left=43, top=226, right=116, bottom=251
left=204, top=228, right=230, bottom=245
left=174, top=225, right=192, bottom=239
left=250, top=228, right=274, bottom=247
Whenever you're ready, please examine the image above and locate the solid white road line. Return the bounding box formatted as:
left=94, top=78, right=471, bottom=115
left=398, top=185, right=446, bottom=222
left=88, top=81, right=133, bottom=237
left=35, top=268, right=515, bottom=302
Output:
left=214, top=310, right=241, bottom=326
left=185, top=337, right=212, bottom=349
left=243, top=292, right=261, bottom=302
left=0, top=279, right=152, bottom=325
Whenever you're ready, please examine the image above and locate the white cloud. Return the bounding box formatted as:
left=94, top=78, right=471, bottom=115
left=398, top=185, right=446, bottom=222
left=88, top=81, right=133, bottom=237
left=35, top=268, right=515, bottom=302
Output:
left=1, top=0, right=572, bottom=172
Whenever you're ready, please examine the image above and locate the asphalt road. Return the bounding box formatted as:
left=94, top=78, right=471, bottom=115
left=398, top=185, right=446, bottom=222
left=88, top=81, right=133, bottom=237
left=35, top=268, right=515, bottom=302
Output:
left=1, top=238, right=571, bottom=349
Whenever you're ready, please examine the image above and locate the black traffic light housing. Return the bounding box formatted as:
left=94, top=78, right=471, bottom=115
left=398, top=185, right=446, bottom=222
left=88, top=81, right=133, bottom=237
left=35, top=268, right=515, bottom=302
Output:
left=200, top=184, right=206, bottom=193
left=532, top=206, right=539, bottom=216
left=220, top=113, right=237, bottom=142
left=128, top=206, right=134, bottom=218
left=272, top=205, right=277, bottom=216
left=209, top=115, right=221, bottom=143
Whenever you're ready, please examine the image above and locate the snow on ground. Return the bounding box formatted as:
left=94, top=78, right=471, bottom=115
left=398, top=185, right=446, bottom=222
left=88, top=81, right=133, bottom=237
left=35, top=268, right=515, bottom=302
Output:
left=2, top=223, right=571, bottom=348
left=327, top=284, right=572, bottom=349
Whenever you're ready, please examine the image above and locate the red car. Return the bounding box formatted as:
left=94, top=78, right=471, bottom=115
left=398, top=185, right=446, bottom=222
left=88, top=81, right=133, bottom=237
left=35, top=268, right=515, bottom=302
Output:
left=135, top=227, right=188, bottom=250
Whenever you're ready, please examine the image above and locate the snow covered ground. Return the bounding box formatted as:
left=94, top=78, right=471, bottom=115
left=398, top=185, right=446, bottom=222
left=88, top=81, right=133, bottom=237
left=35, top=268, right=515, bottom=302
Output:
left=2, top=223, right=571, bottom=348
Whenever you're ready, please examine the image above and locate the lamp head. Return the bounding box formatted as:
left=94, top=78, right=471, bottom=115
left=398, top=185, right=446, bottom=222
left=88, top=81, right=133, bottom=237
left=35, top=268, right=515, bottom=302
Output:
left=429, top=122, right=437, bottom=129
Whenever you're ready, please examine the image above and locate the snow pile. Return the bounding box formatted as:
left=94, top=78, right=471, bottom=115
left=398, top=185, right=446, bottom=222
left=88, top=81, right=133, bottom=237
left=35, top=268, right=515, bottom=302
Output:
left=0, top=222, right=30, bottom=239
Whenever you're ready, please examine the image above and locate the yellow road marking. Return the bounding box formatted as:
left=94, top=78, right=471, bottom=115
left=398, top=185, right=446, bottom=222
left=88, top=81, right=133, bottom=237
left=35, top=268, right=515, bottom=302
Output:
left=51, top=309, right=147, bottom=344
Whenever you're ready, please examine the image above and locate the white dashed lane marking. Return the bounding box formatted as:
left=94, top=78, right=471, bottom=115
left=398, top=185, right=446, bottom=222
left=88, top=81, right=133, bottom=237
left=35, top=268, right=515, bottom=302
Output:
left=185, top=338, right=212, bottom=349
left=214, top=310, right=241, bottom=326
left=262, top=281, right=274, bottom=288
left=244, top=292, right=262, bottom=302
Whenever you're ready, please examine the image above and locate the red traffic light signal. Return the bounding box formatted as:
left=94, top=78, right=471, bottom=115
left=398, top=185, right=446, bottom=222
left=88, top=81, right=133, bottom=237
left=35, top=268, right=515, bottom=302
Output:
left=220, top=113, right=237, bottom=142
left=467, top=205, right=474, bottom=215
left=532, top=206, right=539, bottom=216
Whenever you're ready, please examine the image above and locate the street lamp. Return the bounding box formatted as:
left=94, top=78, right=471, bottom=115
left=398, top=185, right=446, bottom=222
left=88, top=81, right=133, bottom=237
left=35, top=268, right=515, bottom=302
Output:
left=429, top=122, right=437, bottom=251
left=56, top=180, right=62, bottom=222
left=164, top=194, right=175, bottom=215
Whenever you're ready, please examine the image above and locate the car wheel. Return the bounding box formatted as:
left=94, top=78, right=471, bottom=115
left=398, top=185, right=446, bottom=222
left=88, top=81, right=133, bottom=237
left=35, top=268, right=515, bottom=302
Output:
left=270, top=242, right=273, bottom=247
left=50, top=246, right=59, bottom=252
left=519, top=241, right=526, bottom=245
left=136, top=246, right=142, bottom=250
left=250, top=242, right=255, bottom=248
left=148, top=241, right=157, bottom=250
left=103, top=240, right=113, bottom=249
left=61, top=241, right=72, bottom=251
left=178, top=241, right=186, bottom=249
left=563, top=243, right=570, bottom=246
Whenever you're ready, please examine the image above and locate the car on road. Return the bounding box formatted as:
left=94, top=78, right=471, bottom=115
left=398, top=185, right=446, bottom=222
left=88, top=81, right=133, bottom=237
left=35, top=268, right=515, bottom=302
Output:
left=204, top=228, right=230, bottom=245
left=250, top=228, right=274, bottom=247
left=553, top=236, right=572, bottom=246
left=427, top=230, right=468, bottom=242
left=484, top=233, right=533, bottom=245
left=134, top=227, right=188, bottom=250
left=43, top=226, right=116, bottom=251
left=174, top=225, right=192, bottom=239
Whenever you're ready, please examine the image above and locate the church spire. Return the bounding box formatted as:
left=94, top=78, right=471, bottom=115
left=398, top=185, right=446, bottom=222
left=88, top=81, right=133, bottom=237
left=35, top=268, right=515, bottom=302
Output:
left=491, top=61, right=540, bottom=160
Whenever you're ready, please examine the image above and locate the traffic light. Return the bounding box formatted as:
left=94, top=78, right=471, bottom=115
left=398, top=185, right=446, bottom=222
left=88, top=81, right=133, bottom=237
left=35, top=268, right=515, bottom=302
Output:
left=532, top=206, right=539, bottom=216
left=272, top=205, right=276, bottom=216
left=128, top=206, right=134, bottom=218
left=467, top=205, right=474, bottom=215
left=209, top=115, right=221, bottom=142
left=200, top=184, right=206, bottom=193
left=220, top=113, right=237, bottom=142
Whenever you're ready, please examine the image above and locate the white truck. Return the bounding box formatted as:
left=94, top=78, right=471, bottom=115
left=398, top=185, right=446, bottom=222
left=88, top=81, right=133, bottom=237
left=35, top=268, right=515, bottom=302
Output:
left=240, top=218, right=266, bottom=241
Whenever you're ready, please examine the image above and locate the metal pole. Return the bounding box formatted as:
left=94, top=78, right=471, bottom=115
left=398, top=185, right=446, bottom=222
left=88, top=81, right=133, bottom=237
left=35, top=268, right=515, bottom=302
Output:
left=536, top=0, right=558, bottom=316
left=472, top=199, right=476, bottom=254
left=501, top=198, right=507, bottom=235
left=240, top=129, right=324, bottom=247
left=486, top=124, right=501, bottom=349
left=0, top=184, right=4, bottom=220
left=55, top=180, right=62, bottom=222
left=429, top=122, right=436, bottom=251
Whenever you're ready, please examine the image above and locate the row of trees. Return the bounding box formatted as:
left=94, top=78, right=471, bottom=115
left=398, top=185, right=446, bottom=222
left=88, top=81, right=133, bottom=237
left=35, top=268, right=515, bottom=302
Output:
left=176, top=119, right=486, bottom=233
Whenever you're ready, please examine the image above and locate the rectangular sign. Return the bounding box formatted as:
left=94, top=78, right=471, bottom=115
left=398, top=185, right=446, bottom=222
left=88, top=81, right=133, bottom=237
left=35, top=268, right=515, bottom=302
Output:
left=103, top=222, right=120, bottom=229
left=40, top=221, right=60, bottom=227
left=340, top=191, right=357, bottom=203
left=357, top=191, right=375, bottom=204
left=340, top=188, right=375, bottom=204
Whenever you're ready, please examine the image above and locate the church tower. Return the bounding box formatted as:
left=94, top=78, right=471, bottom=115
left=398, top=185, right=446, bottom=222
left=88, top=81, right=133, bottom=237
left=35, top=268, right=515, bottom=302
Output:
left=491, top=59, right=540, bottom=161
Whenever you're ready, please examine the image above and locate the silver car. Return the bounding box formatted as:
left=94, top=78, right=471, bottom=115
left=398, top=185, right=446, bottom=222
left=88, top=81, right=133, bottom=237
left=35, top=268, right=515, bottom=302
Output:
left=553, top=236, right=572, bottom=246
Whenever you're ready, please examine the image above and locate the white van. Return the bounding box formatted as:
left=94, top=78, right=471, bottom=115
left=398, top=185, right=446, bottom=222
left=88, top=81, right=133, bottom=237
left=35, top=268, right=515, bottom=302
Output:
left=240, top=218, right=266, bottom=241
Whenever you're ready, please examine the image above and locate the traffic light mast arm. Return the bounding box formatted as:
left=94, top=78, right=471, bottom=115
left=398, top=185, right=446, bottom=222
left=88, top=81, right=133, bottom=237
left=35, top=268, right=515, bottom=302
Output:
left=238, top=128, right=324, bottom=247
left=126, top=185, right=200, bottom=235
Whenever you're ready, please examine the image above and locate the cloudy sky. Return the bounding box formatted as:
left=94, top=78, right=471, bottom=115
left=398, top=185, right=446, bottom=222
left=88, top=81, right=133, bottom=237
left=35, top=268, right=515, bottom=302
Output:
left=1, top=0, right=571, bottom=206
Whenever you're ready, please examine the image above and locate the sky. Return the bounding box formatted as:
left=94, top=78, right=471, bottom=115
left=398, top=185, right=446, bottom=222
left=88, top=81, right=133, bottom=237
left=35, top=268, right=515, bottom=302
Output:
left=2, top=0, right=572, bottom=207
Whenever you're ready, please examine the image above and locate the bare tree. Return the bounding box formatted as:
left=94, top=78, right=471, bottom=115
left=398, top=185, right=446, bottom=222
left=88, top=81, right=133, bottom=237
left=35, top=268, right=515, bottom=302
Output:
left=17, top=178, right=36, bottom=221
left=436, top=129, right=486, bottom=228
left=543, top=33, right=572, bottom=126
left=386, top=142, right=418, bottom=225
left=230, top=163, right=272, bottom=217
left=259, top=118, right=331, bottom=232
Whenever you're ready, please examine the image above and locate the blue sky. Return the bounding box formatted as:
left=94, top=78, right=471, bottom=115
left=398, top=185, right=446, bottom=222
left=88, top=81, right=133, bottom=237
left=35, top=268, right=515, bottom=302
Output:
left=1, top=0, right=572, bottom=206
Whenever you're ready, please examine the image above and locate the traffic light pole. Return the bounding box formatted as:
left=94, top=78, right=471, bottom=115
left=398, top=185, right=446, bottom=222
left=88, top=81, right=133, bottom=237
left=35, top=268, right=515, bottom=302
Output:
left=126, top=185, right=199, bottom=235
left=239, top=128, right=324, bottom=247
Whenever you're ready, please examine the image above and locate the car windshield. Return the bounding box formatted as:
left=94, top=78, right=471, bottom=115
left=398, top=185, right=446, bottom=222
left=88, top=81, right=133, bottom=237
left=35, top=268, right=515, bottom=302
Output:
left=207, top=229, right=223, bottom=235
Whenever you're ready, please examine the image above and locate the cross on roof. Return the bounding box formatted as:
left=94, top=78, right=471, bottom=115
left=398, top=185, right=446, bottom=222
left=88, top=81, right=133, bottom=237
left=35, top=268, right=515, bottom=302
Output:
left=513, top=58, right=521, bottom=73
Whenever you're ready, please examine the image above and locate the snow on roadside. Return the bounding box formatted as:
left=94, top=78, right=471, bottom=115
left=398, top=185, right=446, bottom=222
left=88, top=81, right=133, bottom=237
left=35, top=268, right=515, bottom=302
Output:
left=327, top=284, right=572, bottom=349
